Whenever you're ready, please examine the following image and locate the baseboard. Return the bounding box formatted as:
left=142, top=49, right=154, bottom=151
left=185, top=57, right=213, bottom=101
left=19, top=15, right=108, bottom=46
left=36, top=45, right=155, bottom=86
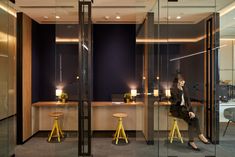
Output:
left=92, top=130, right=144, bottom=138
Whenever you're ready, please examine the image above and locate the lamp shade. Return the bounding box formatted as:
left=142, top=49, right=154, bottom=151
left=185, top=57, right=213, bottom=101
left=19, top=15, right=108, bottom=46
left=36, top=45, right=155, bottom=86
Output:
left=153, top=89, right=159, bottom=97
left=56, top=89, right=62, bottom=96
left=131, top=89, right=137, bottom=97
left=165, top=89, right=171, bottom=97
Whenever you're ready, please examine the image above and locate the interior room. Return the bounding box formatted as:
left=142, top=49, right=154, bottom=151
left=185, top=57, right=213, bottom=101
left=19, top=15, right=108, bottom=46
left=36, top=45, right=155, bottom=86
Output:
left=1, top=0, right=235, bottom=157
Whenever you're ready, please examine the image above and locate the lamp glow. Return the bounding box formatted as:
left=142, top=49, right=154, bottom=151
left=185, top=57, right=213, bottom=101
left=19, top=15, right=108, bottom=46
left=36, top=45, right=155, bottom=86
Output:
left=131, top=89, right=137, bottom=97
left=153, top=89, right=159, bottom=97
left=56, top=89, right=62, bottom=97
left=165, top=89, right=171, bottom=97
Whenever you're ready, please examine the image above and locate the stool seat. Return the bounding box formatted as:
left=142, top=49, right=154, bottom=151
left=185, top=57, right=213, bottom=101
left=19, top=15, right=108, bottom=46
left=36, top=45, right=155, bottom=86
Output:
left=112, top=113, right=128, bottom=118
left=48, top=111, right=64, bottom=142
left=112, top=112, right=128, bottom=144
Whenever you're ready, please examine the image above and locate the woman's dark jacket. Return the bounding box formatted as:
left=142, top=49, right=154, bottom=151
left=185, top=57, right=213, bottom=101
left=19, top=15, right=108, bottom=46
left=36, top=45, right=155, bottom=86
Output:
left=170, top=86, right=193, bottom=117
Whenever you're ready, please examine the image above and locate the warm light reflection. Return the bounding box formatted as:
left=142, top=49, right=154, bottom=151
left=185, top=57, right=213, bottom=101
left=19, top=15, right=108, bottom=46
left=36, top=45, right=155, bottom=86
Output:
left=136, top=36, right=205, bottom=43
left=220, top=38, right=235, bottom=41
left=0, top=31, right=16, bottom=43
left=153, top=89, right=159, bottom=97
left=56, top=37, right=80, bottom=43
left=219, top=1, right=235, bottom=17
left=165, top=89, right=171, bottom=97
left=0, top=3, right=17, bottom=18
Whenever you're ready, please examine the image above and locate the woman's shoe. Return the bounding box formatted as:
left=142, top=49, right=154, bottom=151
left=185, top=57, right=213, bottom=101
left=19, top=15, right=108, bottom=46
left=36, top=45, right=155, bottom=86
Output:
left=188, top=142, right=200, bottom=151
left=200, top=139, right=210, bottom=144
left=198, top=135, right=210, bottom=144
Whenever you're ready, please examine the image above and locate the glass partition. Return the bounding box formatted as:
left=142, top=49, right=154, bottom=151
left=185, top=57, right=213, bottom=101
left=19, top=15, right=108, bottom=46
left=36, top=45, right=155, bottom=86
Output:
left=54, top=0, right=79, bottom=156
left=0, top=0, right=16, bottom=156
left=218, top=1, right=235, bottom=156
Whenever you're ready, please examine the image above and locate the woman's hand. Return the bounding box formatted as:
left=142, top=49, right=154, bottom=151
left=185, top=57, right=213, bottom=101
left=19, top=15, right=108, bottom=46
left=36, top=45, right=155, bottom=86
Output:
left=189, top=112, right=195, bottom=119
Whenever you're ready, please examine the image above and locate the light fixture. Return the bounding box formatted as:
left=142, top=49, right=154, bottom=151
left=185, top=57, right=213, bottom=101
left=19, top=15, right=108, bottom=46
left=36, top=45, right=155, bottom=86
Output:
left=165, top=89, right=171, bottom=97
left=131, top=89, right=137, bottom=102
left=143, top=76, right=146, bottom=80
left=176, top=16, right=181, bottom=19
left=131, top=89, right=137, bottom=97
left=56, top=89, right=62, bottom=97
left=153, top=89, right=159, bottom=97
left=116, top=15, right=121, bottom=19
left=55, top=15, right=60, bottom=19
left=156, top=76, right=160, bottom=80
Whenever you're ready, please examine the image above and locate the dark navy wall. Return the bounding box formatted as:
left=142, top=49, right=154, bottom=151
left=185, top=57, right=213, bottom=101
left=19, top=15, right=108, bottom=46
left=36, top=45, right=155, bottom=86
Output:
left=32, top=22, right=56, bottom=102
left=93, top=24, right=136, bottom=101
left=55, top=44, right=79, bottom=100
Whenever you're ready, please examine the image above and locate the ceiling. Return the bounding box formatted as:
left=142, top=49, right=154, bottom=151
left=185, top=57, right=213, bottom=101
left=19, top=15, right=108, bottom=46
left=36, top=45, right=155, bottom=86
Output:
left=13, top=0, right=233, bottom=24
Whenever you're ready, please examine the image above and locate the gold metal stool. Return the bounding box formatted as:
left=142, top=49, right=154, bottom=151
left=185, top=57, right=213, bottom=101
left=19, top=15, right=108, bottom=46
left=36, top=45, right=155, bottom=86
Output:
left=48, top=112, right=64, bottom=142
left=169, top=117, right=184, bottom=143
left=112, top=113, right=128, bottom=144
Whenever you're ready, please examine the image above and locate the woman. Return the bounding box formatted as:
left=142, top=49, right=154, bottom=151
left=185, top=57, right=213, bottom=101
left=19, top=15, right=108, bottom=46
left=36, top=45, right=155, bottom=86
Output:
left=170, top=74, right=210, bottom=151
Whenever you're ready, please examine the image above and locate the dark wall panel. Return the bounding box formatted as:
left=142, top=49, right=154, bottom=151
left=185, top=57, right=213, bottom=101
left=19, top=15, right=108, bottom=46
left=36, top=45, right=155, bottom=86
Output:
left=93, top=24, right=136, bottom=101
left=32, top=23, right=56, bottom=102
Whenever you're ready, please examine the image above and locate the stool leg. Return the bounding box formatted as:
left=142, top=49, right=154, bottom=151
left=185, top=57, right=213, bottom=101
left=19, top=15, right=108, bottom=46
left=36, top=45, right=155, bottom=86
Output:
left=170, top=122, right=176, bottom=143
left=48, top=121, right=56, bottom=142
left=175, top=122, right=183, bottom=143
left=113, top=124, right=119, bottom=140
left=121, top=124, right=128, bottom=143
left=115, top=119, right=122, bottom=144
left=55, top=119, right=61, bottom=142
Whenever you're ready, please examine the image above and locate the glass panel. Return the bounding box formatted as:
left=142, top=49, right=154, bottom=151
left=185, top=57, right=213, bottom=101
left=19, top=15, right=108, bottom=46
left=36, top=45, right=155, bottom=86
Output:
left=54, top=0, right=79, bottom=156
left=218, top=1, right=235, bottom=156
left=162, top=0, right=217, bottom=157
left=0, top=0, right=16, bottom=156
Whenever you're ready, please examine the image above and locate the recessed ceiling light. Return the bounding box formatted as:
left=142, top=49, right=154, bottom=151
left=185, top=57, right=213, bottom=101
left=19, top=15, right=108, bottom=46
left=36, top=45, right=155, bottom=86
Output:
left=116, top=15, right=121, bottom=19
left=176, top=16, right=181, bottom=19
left=43, top=16, right=48, bottom=19
left=55, top=16, right=60, bottom=19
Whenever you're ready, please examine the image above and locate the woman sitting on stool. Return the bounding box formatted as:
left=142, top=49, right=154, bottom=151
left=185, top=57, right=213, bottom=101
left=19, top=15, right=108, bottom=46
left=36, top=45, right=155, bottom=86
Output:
left=170, top=74, right=210, bottom=151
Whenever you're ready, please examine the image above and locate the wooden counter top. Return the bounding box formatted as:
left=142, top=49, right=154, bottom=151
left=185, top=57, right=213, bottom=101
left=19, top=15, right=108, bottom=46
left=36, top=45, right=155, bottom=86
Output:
left=32, top=101, right=144, bottom=107
left=32, top=101, right=78, bottom=107
left=91, top=101, right=144, bottom=107
left=154, top=101, right=203, bottom=106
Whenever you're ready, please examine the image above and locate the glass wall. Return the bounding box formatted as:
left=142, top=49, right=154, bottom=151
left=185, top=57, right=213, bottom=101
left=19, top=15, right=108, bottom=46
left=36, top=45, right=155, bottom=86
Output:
left=53, top=0, right=79, bottom=156
left=0, top=0, right=16, bottom=156
left=218, top=1, right=235, bottom=156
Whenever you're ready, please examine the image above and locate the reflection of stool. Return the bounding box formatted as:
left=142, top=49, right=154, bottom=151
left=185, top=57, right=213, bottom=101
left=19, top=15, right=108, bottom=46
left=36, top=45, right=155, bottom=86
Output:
left=169, top=118, right=183, bottom=143
left=48, top=112, right=64, bottom=142
left=112, top=113, right=128, bottom=144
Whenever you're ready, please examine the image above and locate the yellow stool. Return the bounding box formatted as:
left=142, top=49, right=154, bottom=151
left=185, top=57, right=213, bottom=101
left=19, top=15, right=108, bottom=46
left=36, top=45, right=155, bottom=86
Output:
left=48, top=112, right=64, bottom=142
left=112, top=113, right=128, bottom=144
left=169, top=118, right=184, bottom=143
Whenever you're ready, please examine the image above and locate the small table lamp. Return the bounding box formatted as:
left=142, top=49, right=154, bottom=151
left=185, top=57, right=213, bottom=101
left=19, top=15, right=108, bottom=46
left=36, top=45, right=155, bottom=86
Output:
left=131, top=89, right=137, bottom=102
left=56, top=89, right=62, bottom=102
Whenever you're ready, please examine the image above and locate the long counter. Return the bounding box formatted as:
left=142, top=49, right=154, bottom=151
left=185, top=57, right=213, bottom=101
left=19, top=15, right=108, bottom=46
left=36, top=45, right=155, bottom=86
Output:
left=32, top=101, right=203, bottom=133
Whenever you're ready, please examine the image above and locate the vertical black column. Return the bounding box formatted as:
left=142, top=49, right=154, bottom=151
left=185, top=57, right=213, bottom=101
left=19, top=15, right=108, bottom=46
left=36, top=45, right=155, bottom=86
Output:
left=205, top=13, right=220, bottom=144
left=16, top=12, right=23, bottom=144
left=78, top=1, right=92, bottom=156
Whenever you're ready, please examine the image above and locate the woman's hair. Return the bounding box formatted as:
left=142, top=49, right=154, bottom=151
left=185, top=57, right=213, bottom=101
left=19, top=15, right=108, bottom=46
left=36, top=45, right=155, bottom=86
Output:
left=172, top=73, right=184, bottom=89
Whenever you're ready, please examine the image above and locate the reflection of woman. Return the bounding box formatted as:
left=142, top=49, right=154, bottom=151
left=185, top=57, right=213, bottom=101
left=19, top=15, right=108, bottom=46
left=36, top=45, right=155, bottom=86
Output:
left=170, top=74, right=210, bottom=151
